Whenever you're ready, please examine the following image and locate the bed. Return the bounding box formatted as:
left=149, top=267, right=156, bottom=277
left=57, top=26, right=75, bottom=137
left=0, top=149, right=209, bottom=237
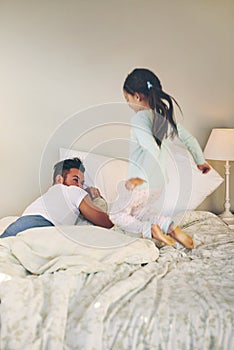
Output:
left=0, top=211, right=233, bottom=349
left=0, top=149, right=233, bottom=349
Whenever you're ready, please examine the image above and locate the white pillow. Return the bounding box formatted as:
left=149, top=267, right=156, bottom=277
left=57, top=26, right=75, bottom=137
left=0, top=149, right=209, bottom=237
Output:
left=59, top=146, right=223, bottom=216
left=153, top=138, right=224, bottom=216
left=59, top=148, right=128, bottom=203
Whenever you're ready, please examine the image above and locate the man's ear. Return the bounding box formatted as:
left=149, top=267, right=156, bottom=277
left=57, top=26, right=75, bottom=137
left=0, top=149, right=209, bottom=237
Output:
left=54, top=174, right=64, bottom=184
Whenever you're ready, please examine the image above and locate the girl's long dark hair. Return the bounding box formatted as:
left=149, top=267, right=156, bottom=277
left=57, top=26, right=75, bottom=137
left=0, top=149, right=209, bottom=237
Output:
left=123, top=68, right=181, bottom=147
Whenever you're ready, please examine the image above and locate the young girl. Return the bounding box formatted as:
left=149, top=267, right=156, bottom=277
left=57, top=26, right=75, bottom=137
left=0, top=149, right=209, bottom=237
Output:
left=123, top=68, right=210, bottom=190
left=109, top=177, right=194, bottom=249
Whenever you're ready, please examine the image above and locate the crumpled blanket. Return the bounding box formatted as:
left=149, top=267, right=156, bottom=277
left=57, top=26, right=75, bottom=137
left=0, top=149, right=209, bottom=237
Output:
left=0, top=225, right=159, bottom=275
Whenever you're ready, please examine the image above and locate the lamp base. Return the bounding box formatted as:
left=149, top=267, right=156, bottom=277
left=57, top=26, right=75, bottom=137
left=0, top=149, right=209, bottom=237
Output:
left=219, top=211, right=234, bottom=229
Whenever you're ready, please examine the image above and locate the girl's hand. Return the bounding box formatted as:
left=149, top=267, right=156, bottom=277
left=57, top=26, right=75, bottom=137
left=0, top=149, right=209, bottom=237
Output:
left=125, top=177, right=146, bottom=190
left=197, top=163, right=211, bottom=174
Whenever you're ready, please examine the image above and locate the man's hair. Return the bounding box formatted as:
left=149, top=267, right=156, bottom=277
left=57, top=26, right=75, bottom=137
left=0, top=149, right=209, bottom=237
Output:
left=53, top=157, right=85, bottom=184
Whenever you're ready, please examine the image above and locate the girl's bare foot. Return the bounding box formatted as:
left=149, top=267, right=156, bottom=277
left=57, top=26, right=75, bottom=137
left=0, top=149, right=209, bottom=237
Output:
left=151, top=224, right=176, bottom=246
left=168, top=226, right=194, bottom=249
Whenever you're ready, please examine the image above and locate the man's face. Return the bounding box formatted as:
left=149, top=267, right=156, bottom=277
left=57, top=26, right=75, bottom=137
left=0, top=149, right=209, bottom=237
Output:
left=63, top=168, right=85, bottom=188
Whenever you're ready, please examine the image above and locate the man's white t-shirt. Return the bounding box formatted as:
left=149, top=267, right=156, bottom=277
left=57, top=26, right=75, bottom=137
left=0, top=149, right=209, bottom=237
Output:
left=23, top=184, right=88, bottom=226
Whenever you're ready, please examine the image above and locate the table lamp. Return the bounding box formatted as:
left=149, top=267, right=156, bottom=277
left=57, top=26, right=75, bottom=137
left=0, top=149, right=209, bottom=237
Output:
left=204, top=128, right=234, bottom=225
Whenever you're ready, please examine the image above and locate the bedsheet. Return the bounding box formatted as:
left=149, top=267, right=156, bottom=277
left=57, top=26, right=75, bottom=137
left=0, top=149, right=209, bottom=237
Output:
left=0, top=211, right=233, bottom=350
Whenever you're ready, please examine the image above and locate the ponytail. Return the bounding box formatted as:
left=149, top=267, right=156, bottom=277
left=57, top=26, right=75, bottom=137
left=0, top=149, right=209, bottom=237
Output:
left=149, top=87, right=179, bottom=147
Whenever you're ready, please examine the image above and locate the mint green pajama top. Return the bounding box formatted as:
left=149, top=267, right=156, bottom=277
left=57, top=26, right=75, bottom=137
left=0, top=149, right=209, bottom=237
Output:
left=128, top=109, right=206, bottom=189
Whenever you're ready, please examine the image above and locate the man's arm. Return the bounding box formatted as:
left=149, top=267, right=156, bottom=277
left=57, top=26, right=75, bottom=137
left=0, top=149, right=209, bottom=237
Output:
left=79, top=195, right=113, bottom=229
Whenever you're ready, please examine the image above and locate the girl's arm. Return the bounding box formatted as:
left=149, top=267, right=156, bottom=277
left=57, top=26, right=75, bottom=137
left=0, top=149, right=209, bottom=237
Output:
left=177, top=123, right=211, bottom=173
left=131, top=112, right=161, bottom=159
left=130, top=111, right=167, bottom=185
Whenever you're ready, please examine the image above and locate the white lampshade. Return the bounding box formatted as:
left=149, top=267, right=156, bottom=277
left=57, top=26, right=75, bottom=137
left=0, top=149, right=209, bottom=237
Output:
left=204, top=128, right=234, bottom=161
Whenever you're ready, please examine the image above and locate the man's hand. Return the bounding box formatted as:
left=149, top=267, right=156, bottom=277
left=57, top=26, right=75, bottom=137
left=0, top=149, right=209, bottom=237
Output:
left=197, top=163, right=211, bottom=174
left=85, top=186, right=101, bottom=200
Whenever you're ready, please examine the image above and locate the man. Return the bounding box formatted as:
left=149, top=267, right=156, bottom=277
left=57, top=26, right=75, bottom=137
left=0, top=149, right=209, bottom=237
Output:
left=2, top=158, right=113, bottom=238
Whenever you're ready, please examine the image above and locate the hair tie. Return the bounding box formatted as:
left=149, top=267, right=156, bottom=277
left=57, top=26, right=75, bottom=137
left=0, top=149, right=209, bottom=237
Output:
left=147, top=81, right=153, bottom=90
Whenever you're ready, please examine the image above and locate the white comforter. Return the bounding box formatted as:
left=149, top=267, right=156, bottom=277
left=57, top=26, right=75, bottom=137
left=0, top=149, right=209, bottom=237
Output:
left=0, top=211, right=233, bottom=350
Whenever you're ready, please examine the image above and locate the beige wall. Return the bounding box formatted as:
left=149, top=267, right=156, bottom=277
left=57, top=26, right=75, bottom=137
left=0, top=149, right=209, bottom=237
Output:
left=0, top=0, right=233, bottom=217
